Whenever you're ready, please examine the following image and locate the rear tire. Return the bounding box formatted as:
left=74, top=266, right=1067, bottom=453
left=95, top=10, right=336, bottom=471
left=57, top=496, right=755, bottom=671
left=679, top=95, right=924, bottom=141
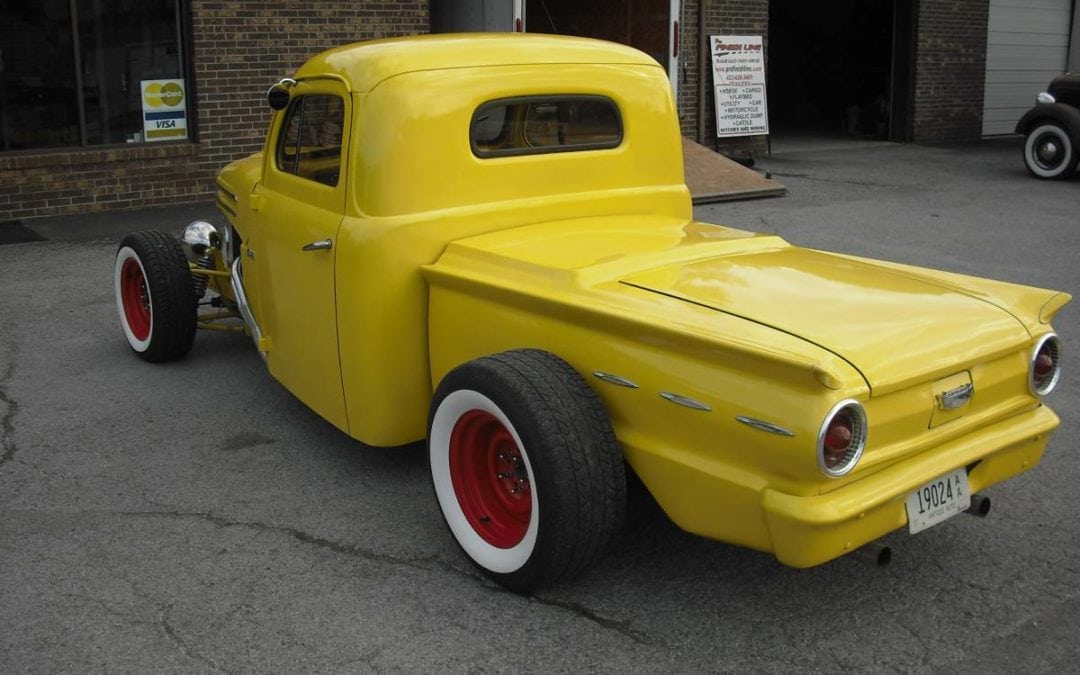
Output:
left=428, top=349, right=625, bottom=593
left=114, top=231, right=197, bottom=362
left=1023, top=122, right=1078, bottom=179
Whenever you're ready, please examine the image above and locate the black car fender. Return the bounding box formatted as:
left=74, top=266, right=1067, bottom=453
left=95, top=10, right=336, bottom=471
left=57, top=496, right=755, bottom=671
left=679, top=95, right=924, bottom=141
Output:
left=1015, top=103, right=1080, bottom=147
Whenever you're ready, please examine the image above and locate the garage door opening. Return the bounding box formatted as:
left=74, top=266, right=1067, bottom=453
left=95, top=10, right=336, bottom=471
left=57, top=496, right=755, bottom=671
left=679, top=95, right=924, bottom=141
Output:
left=768, top=0, right=914, bottom=143
left=525, top=0, right=680, bottom=95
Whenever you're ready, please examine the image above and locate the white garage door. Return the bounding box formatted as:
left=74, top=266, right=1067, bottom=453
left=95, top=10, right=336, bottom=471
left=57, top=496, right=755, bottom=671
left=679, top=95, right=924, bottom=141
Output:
left=982, top=0, right=1072, bottom=136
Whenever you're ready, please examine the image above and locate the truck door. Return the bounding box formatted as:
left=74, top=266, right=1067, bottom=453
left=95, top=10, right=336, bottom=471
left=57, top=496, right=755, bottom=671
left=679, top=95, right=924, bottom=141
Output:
left=249, top=79, right=350, bottom=432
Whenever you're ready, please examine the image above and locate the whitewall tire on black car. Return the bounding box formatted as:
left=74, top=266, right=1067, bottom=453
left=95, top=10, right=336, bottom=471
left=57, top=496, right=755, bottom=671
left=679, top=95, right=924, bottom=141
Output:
left=1023, top=122, right=1078, bottom=179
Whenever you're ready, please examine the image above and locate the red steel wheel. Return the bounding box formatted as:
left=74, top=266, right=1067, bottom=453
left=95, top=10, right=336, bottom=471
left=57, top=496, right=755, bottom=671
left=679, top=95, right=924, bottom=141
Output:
left=429, top=349, right=625, bottom=593
left=449, top=409, right=532, bottom=548
left=430, top=388, right=540, bottom=578
left=119, top=256, right=152, bottom=342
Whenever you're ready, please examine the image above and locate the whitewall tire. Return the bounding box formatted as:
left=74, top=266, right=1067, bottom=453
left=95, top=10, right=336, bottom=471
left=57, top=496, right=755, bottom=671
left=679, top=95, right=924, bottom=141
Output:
left=428, top=349, right=626, bottom=593
left=114, top=231, right=197, bottom=362
left=430, top=389, right=540, bottom=574
left=1023, top=122, right=1078, bottom=179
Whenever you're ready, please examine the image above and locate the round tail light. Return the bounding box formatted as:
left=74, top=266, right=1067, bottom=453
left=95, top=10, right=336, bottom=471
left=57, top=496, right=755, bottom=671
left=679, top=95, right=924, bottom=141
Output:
left=1029, top=334, right=1062, bottom=397
left=817, top=400, right=867, bottom=477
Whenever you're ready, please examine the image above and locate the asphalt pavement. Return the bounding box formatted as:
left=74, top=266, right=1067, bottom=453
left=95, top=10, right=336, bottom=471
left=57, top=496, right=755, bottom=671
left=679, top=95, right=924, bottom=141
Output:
left=2, top=136, right=1078, bottom=672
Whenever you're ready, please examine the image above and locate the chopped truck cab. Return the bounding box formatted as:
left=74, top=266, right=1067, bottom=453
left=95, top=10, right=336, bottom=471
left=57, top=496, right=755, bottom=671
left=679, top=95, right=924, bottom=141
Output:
left=113, top=34, right=1069, bottom=592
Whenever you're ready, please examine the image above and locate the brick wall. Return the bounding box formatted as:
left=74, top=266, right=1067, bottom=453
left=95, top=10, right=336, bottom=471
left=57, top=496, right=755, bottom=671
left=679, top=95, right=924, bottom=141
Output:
left=1, top=1, right=428, bottom=222
left=0, top=0, right=993, bottom=220
left=910, top=0, right=989, bottom=143
left=0, top=144, right=206, bottom=219
left=677, top=0, right=769, bottom=159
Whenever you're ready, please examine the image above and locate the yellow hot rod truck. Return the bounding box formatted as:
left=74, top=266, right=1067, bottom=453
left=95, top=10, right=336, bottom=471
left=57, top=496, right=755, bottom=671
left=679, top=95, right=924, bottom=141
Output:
left=113, top=34, right=1069, bottom=592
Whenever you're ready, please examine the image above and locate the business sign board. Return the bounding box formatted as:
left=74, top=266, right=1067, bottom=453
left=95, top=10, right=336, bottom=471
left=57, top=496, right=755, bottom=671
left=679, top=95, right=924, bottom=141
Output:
left=710, top=36, right=769, bottom=138
left=140, top=79, right=188, bottom=142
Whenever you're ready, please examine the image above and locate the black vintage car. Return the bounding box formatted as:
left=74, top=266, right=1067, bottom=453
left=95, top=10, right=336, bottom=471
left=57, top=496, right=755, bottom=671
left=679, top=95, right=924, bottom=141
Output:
left=1016, top=74, right=1080, bottom=179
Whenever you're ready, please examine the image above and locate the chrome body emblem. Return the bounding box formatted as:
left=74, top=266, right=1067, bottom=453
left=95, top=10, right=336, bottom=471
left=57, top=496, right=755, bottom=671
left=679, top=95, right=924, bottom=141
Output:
left=592, top=371, right=639, bottom=389
left=736, top=416, right=796, bottom=437
left=659, top=392, right=711, bottom=411
left=937, top=382, right=974, bottom=410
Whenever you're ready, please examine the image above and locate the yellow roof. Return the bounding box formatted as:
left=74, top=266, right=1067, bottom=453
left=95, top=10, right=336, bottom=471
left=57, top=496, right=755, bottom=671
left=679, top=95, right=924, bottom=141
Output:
left=294, top=33, right=659, bottom=93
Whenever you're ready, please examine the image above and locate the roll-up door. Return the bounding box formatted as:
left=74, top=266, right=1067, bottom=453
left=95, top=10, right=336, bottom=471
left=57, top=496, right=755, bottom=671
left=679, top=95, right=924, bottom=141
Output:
left=983, top=0, right=1073, bottom=135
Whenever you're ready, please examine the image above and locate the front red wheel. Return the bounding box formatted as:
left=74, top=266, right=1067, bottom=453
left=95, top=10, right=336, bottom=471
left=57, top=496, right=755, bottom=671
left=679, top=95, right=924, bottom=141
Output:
left=114, top=231, right=196, bottom=362
left=118, top=255, right=152, bottom=343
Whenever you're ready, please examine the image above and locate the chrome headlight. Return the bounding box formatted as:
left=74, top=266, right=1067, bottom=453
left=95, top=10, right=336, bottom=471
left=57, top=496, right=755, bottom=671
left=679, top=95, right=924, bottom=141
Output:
left=817, top=399, right=868, bottom=477
left=1030, top=334, right=1062, bottom=397
left=1036, top=91, right=1056, bottom=104
left=180, top=220, right=222, bottom=262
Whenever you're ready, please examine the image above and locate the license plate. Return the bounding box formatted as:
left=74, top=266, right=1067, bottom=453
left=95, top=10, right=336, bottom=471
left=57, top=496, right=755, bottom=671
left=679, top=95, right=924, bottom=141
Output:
left=905, top=468, right=971, bottom=534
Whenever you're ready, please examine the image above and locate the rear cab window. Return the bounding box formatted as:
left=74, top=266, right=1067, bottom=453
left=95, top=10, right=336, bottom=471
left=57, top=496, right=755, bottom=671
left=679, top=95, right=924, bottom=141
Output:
left=471, top=96, right=622, bottom=157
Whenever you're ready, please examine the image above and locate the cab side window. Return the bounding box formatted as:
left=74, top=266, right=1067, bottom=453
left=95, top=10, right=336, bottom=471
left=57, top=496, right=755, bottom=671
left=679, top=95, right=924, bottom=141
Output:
left=276, top=95, right=344, bottom=186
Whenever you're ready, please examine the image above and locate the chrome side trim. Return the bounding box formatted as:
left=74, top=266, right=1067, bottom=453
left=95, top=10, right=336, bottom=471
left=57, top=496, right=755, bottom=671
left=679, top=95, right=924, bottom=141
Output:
left=736, top=416, right=796, bottom=437
left=230, top=258, right=266, bottom=361
left=659, top=392, right=711, bottom=411
left=593, top=371, right=639, bottom=388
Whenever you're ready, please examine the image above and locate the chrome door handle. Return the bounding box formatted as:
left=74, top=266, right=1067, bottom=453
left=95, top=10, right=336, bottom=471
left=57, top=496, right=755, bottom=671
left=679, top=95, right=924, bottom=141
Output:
left=302, top=239, right=333, bottom=252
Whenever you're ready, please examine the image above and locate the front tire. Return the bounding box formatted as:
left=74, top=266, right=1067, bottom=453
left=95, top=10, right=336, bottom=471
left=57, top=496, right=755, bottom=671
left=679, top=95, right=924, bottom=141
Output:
left=428, top=349, right=625, bottom=593
left=114, top=231, right=197, bottom=362
left=1023, top=122, right=1078, bottom=179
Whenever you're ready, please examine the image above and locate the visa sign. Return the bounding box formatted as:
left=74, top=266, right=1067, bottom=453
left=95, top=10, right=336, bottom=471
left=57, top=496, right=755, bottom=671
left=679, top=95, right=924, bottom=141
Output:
left=141, top=79, right=188, bottom=142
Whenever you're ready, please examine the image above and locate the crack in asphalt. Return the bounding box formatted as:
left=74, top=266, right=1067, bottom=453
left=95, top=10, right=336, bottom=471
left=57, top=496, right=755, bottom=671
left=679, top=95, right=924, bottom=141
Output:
left=340, top=644, right=388, bottom=670
left=0, top=352, right=18, bottom=469
left=118, top=510, right=654, bottom=647
left=59, top=592, right=229, bottom=672
left=157, top=602, right=228, bottom=673
left=527, top=596, right=653, bottom=645
left=61, top=592, right=149, bottom=625
left=928, top=557, right=1000, bottom=593
left=120, top=509, right=451, bottom=572
left=890, top=613, right=933, bottom=668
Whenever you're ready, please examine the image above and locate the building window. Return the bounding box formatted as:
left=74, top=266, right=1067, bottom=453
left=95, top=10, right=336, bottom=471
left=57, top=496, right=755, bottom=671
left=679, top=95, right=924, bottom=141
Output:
left=0, top=0, right=190, bottom=152
left=471, top=96, right=623, bottom=157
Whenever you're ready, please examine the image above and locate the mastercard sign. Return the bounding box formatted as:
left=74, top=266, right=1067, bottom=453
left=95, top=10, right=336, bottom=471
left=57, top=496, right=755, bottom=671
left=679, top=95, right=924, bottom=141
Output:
left=140, top=79, right=188, bottom=142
